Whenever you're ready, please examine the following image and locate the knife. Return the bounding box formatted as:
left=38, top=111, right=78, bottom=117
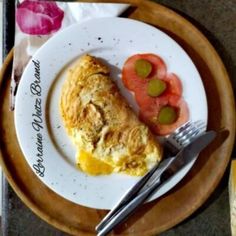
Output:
left=96, top=131, right=216, bottom=236
left=95, top=156, right=175, bottom=232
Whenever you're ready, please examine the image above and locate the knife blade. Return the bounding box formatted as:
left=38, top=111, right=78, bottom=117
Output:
left=97, top=130, right=216, bottom=236
left=159, top=130, right=216, bottom=183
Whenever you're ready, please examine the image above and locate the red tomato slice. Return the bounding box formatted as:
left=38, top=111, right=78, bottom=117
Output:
left=139, top=94, right=176, bottom=124
left=139, top=96, right=189, bottom=136
left=134, top=83, right=156, bottom=108
left=122, top=53, right=188, bottom=136
left=165, top=73, right=182, bottom=96
left=152, top=73, right=182, bottom=102
left=122, top=53, right=167, bottom=92
left=134, top=73, right=182, bottom=107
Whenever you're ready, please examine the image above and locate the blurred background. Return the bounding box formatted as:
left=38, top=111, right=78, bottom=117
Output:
left=0, top=0, right=3, bottom=217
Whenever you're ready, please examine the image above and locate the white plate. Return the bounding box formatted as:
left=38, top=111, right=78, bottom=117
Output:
left=15, top=17, right=207, bottom=210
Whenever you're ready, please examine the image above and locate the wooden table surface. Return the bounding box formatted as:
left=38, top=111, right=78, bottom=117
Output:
left=1, top=0, right=235, bottom=235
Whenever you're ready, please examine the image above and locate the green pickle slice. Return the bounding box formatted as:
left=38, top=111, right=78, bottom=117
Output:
left=158, top=106, right=177, bottom=124
left=135, top=59, right=152, bottom=78
left=147, top=79, right=166, bottom=97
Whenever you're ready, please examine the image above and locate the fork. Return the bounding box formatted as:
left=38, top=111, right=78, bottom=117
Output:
left=96, top=120, right=206, bottom=234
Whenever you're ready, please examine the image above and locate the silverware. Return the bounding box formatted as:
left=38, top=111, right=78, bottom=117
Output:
left=96, top=130, right=216, bottom=236
left=96, top=121, right=208, bottom=235
left=96, top=121, right=203, bottom=233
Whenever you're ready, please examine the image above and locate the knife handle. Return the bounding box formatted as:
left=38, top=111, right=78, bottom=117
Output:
left=96, top=163, right=159, bottom=232
left=97, top=178, right=162, bottom=236
left=96, top=157, right=174, bottom=232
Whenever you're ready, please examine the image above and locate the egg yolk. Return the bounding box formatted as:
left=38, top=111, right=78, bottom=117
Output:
left=77, top=151, right=113, bottom=175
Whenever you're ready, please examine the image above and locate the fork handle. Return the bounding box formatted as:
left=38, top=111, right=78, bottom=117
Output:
left=95, top=163, right=159, bottom=231
left=96, top=157, right=175, bottom=232
left=97, top=178, right=162, bottom=236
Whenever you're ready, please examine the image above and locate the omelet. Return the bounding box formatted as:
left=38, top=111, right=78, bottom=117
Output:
left=60, top=55, right=162, bottom=176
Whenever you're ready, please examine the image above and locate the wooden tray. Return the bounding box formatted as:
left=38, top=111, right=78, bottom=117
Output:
left=0, top=1, right=235, bottom=235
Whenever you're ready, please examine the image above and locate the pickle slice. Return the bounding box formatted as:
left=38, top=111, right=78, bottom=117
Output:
left=158, top=106, right=177, bottom=124
left=135, top=59, right=152, bottom=78
left=147, top=79, right=166, bottom=97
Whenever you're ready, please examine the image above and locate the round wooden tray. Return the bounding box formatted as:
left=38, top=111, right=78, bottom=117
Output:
left=0, top=1, right=235, bottom=235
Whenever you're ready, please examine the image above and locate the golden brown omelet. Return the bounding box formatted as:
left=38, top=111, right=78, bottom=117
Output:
left=60, top=55, right=162, bottom=176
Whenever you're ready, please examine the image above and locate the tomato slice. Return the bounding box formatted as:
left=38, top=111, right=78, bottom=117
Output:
left=122, top=53, right=167, bottom=92
left=122, top=53, right=189, bottom=136
left=134, top=73, right=182, bottom=107
left=155, top=99, right=189, bottom=136
left=165, top=73, right=182, bottom=96
left=134, top=83, right=156, bottom=108
left=139, top=96, right=189, bottom=136
left=152, top=73, right=182, bottom=105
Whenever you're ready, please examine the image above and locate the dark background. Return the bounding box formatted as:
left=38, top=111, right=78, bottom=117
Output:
left=2, top=0, right=235, bottom=235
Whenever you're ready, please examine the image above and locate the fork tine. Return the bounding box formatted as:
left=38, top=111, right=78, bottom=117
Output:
left=176, top=122, right=199, bottom=140
left=180, top=128, right=200, bottom=146
left=171, top=121, right=191, bottom=137
left=193, top=120, right=206, bottom=131
left=176, top=124, right=193, bottom=139
left=195, top=121, right=206, bottom=133
left=175, top=122, right=197, bottom=141
left=168, top=121, right=191, bottom=142
left=176, top=126, right=197, bottom=144
left=177, top=120, right=205, bottom=138
left=165, top=120, right=206, bottom=154
left=176, top=120, right=206, bottom=145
